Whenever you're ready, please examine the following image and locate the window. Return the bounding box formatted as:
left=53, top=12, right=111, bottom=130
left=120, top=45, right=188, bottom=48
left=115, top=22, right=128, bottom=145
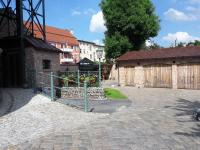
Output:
left=61, top=44, right=65, bottom=48
left=43, top=59, right=51, bottom=70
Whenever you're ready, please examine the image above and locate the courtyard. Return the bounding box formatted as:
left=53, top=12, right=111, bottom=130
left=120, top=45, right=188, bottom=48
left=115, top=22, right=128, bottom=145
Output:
left=0, top=87, right=200, bottom=149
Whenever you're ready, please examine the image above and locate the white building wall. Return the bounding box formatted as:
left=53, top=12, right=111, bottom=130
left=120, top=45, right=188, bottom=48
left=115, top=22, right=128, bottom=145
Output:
left=79, top=40, right=105, bottom=62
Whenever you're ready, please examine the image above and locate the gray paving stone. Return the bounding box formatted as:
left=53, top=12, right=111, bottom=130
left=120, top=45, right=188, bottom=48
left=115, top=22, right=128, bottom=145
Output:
left=2, top=87, right=200, bottom=149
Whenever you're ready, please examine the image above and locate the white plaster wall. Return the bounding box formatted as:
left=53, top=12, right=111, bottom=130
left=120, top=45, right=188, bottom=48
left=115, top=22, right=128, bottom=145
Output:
left=79, top=41, right=105, bottom=62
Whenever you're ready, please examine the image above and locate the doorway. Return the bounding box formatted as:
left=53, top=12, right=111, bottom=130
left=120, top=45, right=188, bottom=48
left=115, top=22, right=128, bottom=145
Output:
left=0, top=51, right=22, bottom=87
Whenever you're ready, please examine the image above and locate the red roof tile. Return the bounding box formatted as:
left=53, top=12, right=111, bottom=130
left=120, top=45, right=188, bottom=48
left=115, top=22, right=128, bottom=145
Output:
left=26, top=23, right=79, bottom=46
left=117, top=46, right=200, bottom=61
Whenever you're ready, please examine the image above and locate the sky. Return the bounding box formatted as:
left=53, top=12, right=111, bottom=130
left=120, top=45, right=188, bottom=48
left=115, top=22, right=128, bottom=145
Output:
left=43, top=0, right=200, bottom=47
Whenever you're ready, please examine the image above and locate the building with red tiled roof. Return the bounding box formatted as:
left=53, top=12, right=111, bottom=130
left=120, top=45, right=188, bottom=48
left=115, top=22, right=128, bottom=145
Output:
left=30, top=24, right=80, bottom=64
left=112, top=46, right=200, bottom=90
left=117, top=46, right=200, bottom=62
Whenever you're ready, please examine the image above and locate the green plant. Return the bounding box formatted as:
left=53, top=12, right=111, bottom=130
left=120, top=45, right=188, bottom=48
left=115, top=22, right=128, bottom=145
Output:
left=63, top=76, right=69, bottom=87
left=104, top=88, right=128, bottom=100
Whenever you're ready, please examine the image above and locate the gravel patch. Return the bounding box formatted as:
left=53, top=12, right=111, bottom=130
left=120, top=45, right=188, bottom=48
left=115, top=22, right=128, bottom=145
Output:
left=0, top=89, right=107, bottom=148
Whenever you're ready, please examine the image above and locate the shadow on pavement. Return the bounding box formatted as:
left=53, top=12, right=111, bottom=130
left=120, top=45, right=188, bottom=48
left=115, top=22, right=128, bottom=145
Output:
left=0, top=88, right=35, bottom=117
left=165, top=98, right=200, bottom=117
left=174, top=124, right=200, bottom=137
left=165, top=98, right=200, bottom=137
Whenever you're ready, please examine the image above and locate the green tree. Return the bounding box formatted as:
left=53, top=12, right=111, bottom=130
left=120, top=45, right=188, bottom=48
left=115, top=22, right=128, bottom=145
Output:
left=187, top=40, right=200, bottom=46
left=104, top=32, right=132, bottom=59
left=177, top=42, right=185, bottom=47
left=101, top=0, right=160, bottom=59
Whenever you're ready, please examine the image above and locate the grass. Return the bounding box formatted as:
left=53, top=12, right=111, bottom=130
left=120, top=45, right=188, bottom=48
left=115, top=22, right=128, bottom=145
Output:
left=104, top=88, right=128, bottom=100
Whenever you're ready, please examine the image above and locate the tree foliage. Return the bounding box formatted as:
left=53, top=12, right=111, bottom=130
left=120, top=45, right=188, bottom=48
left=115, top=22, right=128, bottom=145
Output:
left=100, top=0, right=160, bottom=59
left=177, top=42, right=185, bottom=47
left=171, top=40, right=200, bottom=48
left=104, top=32, right=132, bottom=59
left=187, top=40, right=200, bottom=46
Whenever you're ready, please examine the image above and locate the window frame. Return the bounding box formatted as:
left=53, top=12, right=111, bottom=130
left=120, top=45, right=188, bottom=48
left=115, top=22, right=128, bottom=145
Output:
left=42, top=59, right=51, bottom=70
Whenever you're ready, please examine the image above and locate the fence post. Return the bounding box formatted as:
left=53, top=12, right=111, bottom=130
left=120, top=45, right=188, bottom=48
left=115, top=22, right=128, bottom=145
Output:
left=99, top=59, right=101, bottom=87
left=84, top=80, right=88, bottom=112
left=78, top=69, right=80, bottom=87
left=50, top=72, right=54, bottom=101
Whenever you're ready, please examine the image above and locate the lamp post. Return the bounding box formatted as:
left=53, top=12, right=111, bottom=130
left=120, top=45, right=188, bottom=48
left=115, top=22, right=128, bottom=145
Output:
left=96, top=49, right=103, bottom=87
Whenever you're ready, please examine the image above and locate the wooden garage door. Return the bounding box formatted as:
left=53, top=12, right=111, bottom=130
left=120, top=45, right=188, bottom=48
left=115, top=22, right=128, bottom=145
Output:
left=125, top=66, right=135, bottom=86
left=178, top=64, right=200, bottom=90
left=144, top=65, right=172, bottom=88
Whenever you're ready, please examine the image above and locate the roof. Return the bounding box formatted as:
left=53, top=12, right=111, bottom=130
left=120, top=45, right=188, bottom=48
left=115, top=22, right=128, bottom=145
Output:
left=25, top=37, right=61, bottom=53
left=117, top=46, right=200, bottom=62
left=77, top=58, right=94, bottom=65
left=78, top=39, right=105, bottom=47
left=26, top=23, right=79, bottom=46
left=78, top=40, right=95, bottom=45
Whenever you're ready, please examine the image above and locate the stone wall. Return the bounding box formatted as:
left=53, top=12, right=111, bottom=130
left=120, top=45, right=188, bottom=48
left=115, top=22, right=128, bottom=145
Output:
left=61, top=87, right=105, bottom=100
left=0, top=13, right=16, bottom=38
left=25, top=47, right=60, bottom=87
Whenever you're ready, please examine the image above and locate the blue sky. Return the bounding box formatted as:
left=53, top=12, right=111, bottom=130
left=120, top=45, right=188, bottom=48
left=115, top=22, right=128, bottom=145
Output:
left=44, top=0, right=200, bottom=47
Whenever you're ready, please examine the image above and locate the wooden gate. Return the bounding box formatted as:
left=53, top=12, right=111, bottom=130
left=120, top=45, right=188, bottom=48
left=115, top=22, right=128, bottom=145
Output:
left=144, top=65, right=172, bottom=88
left=177, top=64, right=200, bottom=90
left=125, top=66, right=135, bottom=86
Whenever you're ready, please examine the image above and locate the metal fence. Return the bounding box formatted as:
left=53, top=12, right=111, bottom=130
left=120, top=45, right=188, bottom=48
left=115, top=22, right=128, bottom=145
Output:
left=58, top=70, right=100, bottom=87
left=33, top=72, right=91, bottom=112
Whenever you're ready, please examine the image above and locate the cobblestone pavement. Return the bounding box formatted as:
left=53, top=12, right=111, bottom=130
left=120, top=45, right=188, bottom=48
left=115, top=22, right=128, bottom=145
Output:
left=0, top=89, right=107, bottom=149
left=2, top=87, right=200, bottom=150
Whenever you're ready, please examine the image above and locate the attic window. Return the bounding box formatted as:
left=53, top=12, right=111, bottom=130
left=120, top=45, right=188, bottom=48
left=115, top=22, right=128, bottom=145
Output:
left=43, top=59, right=51, bottom=70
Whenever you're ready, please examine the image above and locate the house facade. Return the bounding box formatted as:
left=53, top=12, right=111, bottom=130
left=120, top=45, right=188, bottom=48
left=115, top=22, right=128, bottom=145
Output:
left=78, top=40, right=105, bottom=62
left=0, top=8, right=61, bottom=88
left=0, top=36, right=61, bottom=88
left=33, top=25, right=80, bottom=64
left=116, top=46, right=200, bottom=90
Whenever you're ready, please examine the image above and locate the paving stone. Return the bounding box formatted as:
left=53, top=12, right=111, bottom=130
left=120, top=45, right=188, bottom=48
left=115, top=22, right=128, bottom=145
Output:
left=2, top=87, right=200, bottom=149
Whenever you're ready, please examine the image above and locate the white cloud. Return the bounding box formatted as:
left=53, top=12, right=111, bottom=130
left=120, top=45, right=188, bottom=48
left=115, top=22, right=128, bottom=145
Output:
left=83, top=8, right=95, bottom=15
left=72, top=8, right=95, bottom=16
left=145, top=40, right=153, bottom=47
left=163, top=32, right=200, bottom=43
left=89, top=11, right=107, bottom=33
left=164, top=8, right=197, bottom=21
left=72, top=10, right=81, bottom=16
